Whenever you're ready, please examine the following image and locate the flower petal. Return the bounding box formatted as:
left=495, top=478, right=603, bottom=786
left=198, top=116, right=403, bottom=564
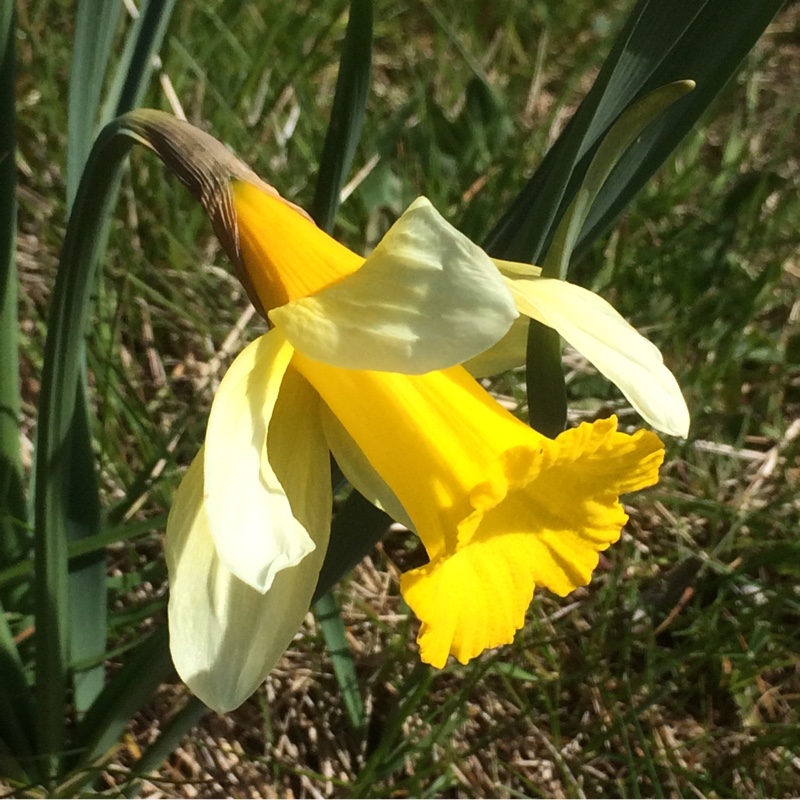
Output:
left=204, top=331, right=314, bottom=592
left=401, top=417, right=664, bottom=667
left=270, top=197, right=518, bottom=374
left=320, top=403, right=414, bottom=531
left=507, top=276, right=690, bottom=436
left=463, top=315, right=529, bottom=377
left=165, top=447, right=329, bottom=713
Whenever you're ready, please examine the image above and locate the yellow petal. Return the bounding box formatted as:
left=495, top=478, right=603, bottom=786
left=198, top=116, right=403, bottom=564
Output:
left=232, top=179, right=362, bottom=312
left=204, top=331, right=314, bottom=592
left=270, top=197, right=518, bottom=374
left=401, top=418, right=663, bottom=667
left=165, top=448, right=329, bottom=713
left=507, top=276, right=690, bottom=437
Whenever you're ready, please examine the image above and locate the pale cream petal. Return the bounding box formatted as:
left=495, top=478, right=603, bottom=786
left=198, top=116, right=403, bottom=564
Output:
left=463, top=315, right=529, bottom=377
left=165, top=448, right=329, bottom=713
left=268, top=365, right=333, bottom=543
left=492, top=258, right=542, bottom=278
left=508, top=277, right=690, bottom=436
left=319, top=403, right=414, bottom=531
left=270, top=197, right=518, bottom=374
left=204, top=331, right=314, bottom=592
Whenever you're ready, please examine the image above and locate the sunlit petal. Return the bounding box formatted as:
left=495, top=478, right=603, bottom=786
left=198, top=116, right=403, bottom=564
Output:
left=463, top=315, right=529, bottom=377
left=506, top=276, right=690, bottom=436
left=270, top=197, right=518, bottom=374
left=165, top=448, right=329, bottom=713
left=204, top=331, right=315, bottom=592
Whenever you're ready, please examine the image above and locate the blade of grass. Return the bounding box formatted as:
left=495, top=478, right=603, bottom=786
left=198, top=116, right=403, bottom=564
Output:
left=314, top=591, right=365, bottom=730
left=309, top=0, right=373, bottom=230
left=0, top=0, right=40, bottom=781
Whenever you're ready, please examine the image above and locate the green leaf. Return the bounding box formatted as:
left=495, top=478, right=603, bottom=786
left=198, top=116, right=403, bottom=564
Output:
left=575, top=0, right=786, bottom=256
left=66, top=0, right=121, bottom=207
left=0, top=516, right=165, bottom=590
left=482, top=0, right=783, bottom=436
left=0, top=601, right=38, bottom=784
left=485, top=0, right=784, bottom=265
left=542, top=80, right=695, bottom=279
left=308, top=0, right=385, bottom=607
left=33, top=122, right=135, bottom=778
left=0, top=0, right=28, bottom=591
left=61, top=0, right=178, bottom=723
left=309, top=0, right=373, bottom=231
left=66, top=627, right=174, bottom=781
left=314, top=591, right=365, bottom=729
left=99, top=0, right=179, bottom=123
left=525, top=80, right=695, bottom=437
left=525, top=321, right=567, bottom=439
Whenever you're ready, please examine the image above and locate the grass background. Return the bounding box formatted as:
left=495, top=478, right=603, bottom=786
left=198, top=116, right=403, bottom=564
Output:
left=10, top=0, right=800, bottom=796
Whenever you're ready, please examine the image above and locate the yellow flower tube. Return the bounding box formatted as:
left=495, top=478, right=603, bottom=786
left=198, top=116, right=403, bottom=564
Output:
left=291, top=350, right=663, bottom=668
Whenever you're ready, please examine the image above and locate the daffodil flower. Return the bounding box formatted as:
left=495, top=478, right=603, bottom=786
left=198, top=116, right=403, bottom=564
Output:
left=166, top=178, right=684, bottom=712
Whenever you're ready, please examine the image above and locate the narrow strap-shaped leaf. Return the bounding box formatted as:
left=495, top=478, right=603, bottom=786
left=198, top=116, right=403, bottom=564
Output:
left=574, top=0, right=786, bottom=256
left=310, top=0, right=384, bottom=624
left=482, top=0, right=782, bottom=438
left=0, top=601, right=38, bottom=783
left=33, top=123, right=135, bottom=778
left=524, top=81, right=693, bottom=437
left=100, top=0, right=179, bottom=123
left=542, top=80, right=695, bottom=279
left=486, top=0, right=784, bottom=265
left=314, top=591, right=365, bottom=729
left=66, top=626, right=173, bottom=777
left=0, top=0, right=28, bottom=587
left=63, top=388, right=104, bottom=717
left=309, top=0, right=373, bottom=231
left=66, top=0, right=121, bottom=206
left=120, top=697, right=207, bottom=797
left=61, top=0, right=178, bottom=722
left=525, top=321, right=567, bottom=439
